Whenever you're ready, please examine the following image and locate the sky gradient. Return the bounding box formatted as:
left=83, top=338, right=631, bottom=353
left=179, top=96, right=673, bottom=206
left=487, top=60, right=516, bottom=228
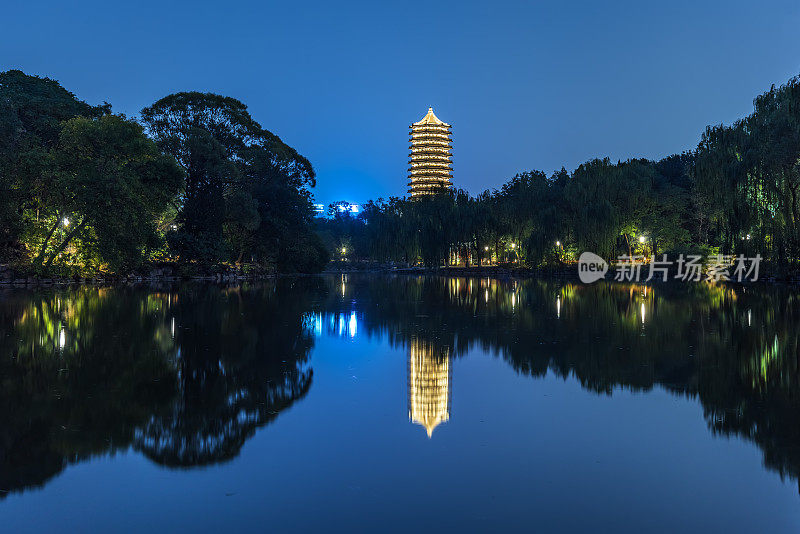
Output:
left=3, top=0, right=800, bottom=206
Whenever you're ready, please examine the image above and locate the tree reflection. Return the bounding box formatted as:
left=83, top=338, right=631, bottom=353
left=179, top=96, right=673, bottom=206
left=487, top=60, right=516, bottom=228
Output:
left=323, top=275, right=800, bottom=489
left=5, top=275, right=800, bottom=496
left=133, top=283, right=318, bottom=466
left=0, top=287, right=177, bottom=496
left=0, top=279, right=322, bottom=496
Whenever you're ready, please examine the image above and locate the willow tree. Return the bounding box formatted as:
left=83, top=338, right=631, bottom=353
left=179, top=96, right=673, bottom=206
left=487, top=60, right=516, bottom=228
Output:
left=693, top=123, right=752, bottom=253
left=563, top=158, right=653, bottom=258
left=747, top=75, right=800, bottom=264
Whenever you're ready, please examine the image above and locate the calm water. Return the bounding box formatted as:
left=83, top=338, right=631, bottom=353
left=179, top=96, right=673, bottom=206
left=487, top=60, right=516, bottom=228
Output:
left=2, top=275, right=800, bottom=532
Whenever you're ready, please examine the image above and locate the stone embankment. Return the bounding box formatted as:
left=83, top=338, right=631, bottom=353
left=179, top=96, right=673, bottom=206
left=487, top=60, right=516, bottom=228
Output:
left=0, top=264, right=276, bottom=286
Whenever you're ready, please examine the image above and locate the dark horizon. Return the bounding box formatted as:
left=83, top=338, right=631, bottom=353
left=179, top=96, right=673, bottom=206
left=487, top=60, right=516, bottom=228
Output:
left=3, top=0, right=799, bottom=206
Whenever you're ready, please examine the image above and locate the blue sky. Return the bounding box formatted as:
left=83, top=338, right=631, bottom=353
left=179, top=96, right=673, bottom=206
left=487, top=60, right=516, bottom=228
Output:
left=3, top=1, right=799, bottom=206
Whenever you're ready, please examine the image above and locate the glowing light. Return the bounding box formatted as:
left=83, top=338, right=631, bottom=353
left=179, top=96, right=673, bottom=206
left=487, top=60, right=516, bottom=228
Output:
left=748, top=309, right=752, bottom=327
left=341, top=247, right=347, bottom=254
left=62, top=217, right=70, bottom=227
left=485, top=289, right=488, bottom=302
left=335, top=203, right=360, bottom=214
left=348, top=311, right=357, bottom=338
left=314, top=313, right=323, bottom=336
left=58, top=328, right=66, bottom=349
left=556, top=296, right=561, bottom=318
left=641, top=302, right=646, bottom=324
left=555, top=241, right=560, bottom=247
left=510, top=243, right=516, bottom=249
left=484, top=246, right=489, bottom=251
left=408, top=108, right=453, bottom=197
left=638, top=236, right=646, bottom=243
left=408, top=340, right=450, bottom=437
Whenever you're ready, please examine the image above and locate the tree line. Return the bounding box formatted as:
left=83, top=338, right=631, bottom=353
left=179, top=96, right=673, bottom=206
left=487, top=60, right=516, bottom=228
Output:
left=0, top=70, right=328, bottom=275
left=319, top=74, right=800, bottom=274
left=4, top=69, right=798, bottom=276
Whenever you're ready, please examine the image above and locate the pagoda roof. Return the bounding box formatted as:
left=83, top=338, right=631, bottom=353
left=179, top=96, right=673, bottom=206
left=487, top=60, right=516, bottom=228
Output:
left=413, top=107, right=450, bottom=127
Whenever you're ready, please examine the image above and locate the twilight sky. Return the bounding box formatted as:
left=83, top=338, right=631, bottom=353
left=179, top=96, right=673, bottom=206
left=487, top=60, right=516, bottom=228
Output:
left=3, top=1, right=799, bottom=206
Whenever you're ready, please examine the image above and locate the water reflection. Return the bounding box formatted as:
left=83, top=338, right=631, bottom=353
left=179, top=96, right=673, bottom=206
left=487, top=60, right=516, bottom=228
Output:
left=132, top=285, right=316, bottom=467
left=0, top=280, right=322, bottom=495
left=316, top=275, right=800, bottom=493
left=3, top=275, right=800, bottom=499
left=307, top=310, right=359, bottom=339
left=408, top=339, right=451, bottom=437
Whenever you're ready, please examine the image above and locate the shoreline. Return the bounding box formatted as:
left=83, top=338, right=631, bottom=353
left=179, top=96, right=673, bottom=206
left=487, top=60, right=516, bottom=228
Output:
left=3, top=264, right=800, bottom=287
left=324, top=265, right=800, bottom=285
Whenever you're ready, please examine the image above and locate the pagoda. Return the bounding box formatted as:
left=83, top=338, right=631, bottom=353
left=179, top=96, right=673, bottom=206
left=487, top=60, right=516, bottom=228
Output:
left=408, top=339, right=451, bottom=438
left=408, top=107, right=453, bottom=197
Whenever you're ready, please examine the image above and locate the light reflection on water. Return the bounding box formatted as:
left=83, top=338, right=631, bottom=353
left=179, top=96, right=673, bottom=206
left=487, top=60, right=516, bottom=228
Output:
left=305, top=310, right=359, bottom=339
left=2, top=275, right=800, bottom=531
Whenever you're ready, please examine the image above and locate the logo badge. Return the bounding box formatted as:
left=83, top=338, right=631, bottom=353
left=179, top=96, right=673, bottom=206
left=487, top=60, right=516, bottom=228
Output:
left=578, top=252, right=608, bottom=283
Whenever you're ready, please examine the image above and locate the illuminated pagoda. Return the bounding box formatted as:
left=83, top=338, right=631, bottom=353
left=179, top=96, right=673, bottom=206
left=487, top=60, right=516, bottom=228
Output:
left=408, top=107, right=453, bottom=197
left=408, top=339, right=451, bottom=437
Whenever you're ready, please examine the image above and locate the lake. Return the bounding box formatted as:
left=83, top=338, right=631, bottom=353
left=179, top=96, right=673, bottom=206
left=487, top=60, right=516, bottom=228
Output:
left=2, top=274, right=800, bottom=532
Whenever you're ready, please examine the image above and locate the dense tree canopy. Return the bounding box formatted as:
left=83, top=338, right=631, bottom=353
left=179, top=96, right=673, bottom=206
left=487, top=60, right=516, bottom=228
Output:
left=1, top=72, right=327, bottom=275
left=32, top=115, right=183, bottom=271
left=0, top=70, right=107, bottom=262
left=318, top=155, right=696, bottom=269
left=140, top=92, right=327, bottom=271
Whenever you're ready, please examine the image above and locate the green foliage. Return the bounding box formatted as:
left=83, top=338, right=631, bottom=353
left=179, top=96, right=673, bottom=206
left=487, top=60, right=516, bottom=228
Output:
left=141, top=91, right=322, bottom=271
left=17, top=114, right=183, bottom=272
left=2, top=71, right=325, bottom=275
left=0, top=70, right=108, bottom=261
left=319, top=159, right=696, bottom=268
left=694, top=75, right=800, bottom=270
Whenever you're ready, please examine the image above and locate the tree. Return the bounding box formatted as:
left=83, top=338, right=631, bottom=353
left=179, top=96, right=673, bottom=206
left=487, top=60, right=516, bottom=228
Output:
left=141, top=92, right=323, bottom=270
left=0, top=69, right=108, bottom=261
left=31, top=114, right=183, bottom=271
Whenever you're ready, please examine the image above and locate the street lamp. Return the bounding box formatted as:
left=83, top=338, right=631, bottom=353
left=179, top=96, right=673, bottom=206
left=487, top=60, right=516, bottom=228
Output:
left=341, top=247, right=346, bottom=254
left=638, top=235, right=646, bottom=244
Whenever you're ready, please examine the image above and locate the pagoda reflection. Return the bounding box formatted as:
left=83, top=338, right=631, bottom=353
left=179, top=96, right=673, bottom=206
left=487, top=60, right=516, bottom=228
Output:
left=408, top=339, right=451, bottom=438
